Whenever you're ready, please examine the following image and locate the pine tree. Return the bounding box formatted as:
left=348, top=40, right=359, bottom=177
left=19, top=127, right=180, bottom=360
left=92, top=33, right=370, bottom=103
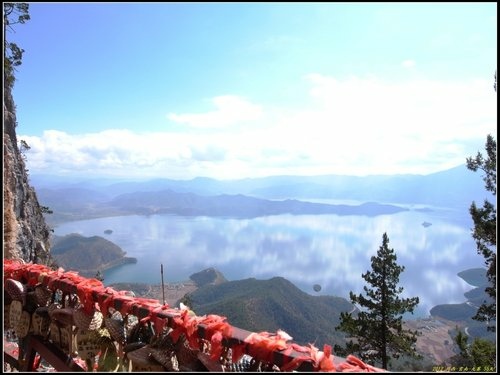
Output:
left=466, top=135, right=496, bottom=331
left=451, top=329, right=496, bottom=369
left=450, top=328, right=474, bottom=367
left=466, top=109, right=496, bottom=330
left=335, top=232, right=420, bottom=369
left=3, top=3, right=30, bottom=90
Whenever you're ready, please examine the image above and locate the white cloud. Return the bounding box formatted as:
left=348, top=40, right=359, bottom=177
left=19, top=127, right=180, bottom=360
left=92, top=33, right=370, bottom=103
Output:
left=167, top=95, right=263, bottom=129
left=298, top=74, right=496, bottom=174
left=402, top=59, right=416, bottom=68
left=21, top=75, right=496, bottom=179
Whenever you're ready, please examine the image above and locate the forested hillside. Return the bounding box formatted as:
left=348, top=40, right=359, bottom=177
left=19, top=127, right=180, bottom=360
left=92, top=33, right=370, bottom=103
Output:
left=187, top=276, right=354, bottom=348
left=51, top=233, right=136, bottom=277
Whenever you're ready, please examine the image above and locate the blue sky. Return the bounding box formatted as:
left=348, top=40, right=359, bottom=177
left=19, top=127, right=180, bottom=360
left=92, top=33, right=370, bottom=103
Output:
left=10, top=3, right=497, bottom=180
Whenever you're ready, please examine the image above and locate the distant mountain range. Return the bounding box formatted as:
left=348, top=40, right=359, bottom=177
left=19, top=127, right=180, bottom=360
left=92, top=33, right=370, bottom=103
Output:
left=108, top=190, right=408, bottom=218
left=31, top=164, right=492, bottom=224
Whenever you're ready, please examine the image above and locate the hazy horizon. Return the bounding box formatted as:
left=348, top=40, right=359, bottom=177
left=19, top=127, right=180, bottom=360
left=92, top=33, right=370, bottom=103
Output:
left=30, top=162, right=471, bottom=184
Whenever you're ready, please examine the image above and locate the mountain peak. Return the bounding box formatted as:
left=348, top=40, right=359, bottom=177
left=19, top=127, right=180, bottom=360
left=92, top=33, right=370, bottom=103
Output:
left=189, top=267, right=228, bottom=287
left=188, top=276, right=353, bottom=348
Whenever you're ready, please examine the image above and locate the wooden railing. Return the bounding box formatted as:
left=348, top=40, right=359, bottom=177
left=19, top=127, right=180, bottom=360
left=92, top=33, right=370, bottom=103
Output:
left=4, top=259, right=385, bottom=372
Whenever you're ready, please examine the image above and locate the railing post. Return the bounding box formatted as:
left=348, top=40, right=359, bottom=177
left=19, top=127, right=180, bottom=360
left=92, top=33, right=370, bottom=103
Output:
left=19, top=336, right=37, bottom=372
left=17, top=335, right=85, bottom=372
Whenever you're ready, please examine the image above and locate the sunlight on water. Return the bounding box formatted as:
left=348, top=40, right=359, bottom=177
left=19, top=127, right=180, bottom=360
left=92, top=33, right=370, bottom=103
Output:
left=54, top=209, right=482, bottom=318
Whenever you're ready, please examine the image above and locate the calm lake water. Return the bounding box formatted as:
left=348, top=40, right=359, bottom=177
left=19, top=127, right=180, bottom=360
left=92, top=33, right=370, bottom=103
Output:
left=53, top=204, right=483, bottom=318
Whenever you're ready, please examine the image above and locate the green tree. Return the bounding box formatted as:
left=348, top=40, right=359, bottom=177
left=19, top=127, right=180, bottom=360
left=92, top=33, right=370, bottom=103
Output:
left=451, top=328, right=474, bottom=367
left=335, top=233, right=420, bottom=369
left=470, top=337, right=496, bottom=368
left=40, top=206, right=53, bottom=215
left=466, top=134, right=496, bottom=331
left=19, top=138, right=31, bottom=162
left=471, top=338, right=497, bottom=369
left=451, top=329, right=496, bottom=369
left=3, top=2, right=30, bottom=89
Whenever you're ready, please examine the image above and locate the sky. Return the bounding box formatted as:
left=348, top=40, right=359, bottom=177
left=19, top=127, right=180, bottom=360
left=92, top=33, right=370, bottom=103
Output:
left=8, top=2, right=497, bottom=180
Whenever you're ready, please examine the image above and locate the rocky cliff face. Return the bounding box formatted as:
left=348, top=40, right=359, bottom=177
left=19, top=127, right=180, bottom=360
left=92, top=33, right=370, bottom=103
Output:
left=3, top=88, right=52, bottom=264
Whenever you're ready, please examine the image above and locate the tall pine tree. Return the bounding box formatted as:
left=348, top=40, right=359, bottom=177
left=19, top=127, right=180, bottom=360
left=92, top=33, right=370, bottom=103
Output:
left=4, top=3, right=30, bottom=90
left=466, top=134, right=496, bottom=331
left=465, top=72, right=496, bottom=332
left=450, top=328, right=496, bottom=368
left=335, top=233, right=420, bottom=370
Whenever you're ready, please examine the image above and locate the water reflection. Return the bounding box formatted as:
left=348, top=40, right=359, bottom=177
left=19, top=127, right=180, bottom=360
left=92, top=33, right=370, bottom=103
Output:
left=54, top=209, right=482, bottom=317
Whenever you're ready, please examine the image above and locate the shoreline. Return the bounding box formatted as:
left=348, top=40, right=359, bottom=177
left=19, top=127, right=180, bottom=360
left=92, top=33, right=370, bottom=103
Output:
left=77, top=256, right=137, bottom=278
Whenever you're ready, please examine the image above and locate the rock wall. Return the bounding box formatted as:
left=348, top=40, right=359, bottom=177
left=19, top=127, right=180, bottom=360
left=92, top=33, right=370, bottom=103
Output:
left=3, top=88, right=52, bottom=264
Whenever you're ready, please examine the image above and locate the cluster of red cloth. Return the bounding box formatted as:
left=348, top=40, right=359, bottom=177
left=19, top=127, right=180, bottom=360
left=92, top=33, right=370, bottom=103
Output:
left=4, top=259, right=385, bottom=372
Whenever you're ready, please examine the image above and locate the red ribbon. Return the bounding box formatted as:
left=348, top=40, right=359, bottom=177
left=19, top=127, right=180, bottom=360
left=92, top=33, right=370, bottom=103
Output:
left=2, top=260, right=387, bottom=373
left=149, top=304, right=170, bottom=334
left=244, top=330, right=291, bottom=364
left=4, top=259, right=28, bottom=282
left=337, top=354, right=386, bottom=372
left=24, top=264, right=51, bottom=286
left=199, top=314, right=233, bottom=360
left=171, top=309, right=203, bottom=349
left=76, top=278, right=105, bottom=314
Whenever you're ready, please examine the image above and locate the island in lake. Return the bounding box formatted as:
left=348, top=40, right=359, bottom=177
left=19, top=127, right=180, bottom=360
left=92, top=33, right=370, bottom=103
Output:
left=50, top=233, right=136, bottom=278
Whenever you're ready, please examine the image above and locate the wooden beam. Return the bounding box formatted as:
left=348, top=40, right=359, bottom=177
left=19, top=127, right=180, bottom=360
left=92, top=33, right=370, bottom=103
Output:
left=20, top=335, right=85, bottom=372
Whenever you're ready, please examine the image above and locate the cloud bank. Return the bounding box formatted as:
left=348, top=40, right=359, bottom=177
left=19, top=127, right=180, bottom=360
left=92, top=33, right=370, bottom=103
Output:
left=21, top=75, right=497, bottom=180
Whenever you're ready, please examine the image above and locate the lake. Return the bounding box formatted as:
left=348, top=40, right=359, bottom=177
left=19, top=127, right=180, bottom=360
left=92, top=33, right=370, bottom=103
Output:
left=53, top=204, right=483, bottom=318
